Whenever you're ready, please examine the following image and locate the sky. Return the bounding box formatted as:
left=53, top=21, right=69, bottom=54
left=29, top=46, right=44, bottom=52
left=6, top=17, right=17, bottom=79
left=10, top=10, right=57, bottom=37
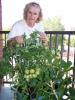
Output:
left=2, top=0, right=75, bottom=30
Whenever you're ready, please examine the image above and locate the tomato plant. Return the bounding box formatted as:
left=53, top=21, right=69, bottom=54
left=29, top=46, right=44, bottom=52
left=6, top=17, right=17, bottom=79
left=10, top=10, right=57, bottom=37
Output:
left=5, top=31, right=74, bottom=100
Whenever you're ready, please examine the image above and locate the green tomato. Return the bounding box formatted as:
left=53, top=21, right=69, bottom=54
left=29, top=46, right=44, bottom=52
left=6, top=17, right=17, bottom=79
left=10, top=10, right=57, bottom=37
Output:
left=29, top=74, right=33, bottom=78
left=25, top=69, right=29, bottom=74
left=36, top=70, right=40, bottom=75
left=32, top=74, right=37, bottom=78
left=26, top=78, right=30, bottom=82
left=30, top=69, right=35, bottom=74
left=26, top=75, right=30, bottom=79
left=24, top=75, right=30, bottom=81
left=36, top=68, right=40, bottom=75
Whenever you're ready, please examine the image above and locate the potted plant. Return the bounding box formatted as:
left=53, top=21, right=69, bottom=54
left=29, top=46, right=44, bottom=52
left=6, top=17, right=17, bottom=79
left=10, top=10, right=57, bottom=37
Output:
left=5, top=31, right=74, bottom=100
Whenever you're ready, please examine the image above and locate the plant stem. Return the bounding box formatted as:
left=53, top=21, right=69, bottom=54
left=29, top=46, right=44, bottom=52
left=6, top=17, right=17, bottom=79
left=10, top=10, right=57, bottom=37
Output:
left=46, top=81, right=58, bottom=100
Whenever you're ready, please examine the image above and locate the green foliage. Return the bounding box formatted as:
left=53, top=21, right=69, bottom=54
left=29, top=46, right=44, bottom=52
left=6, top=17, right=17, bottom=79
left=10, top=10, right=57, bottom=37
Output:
left=4, top=31, right=74, bottom=100
left=0, top=47, right=15, bottom=79
left=70, top=36, right=75, bottom=46
left=43, top=16, right=65, bottom=31
left=64, top=35, right=75, bottom=47
left=43, top=16, right=65, bottom=47
left=0, top=55, right=12, bottom=78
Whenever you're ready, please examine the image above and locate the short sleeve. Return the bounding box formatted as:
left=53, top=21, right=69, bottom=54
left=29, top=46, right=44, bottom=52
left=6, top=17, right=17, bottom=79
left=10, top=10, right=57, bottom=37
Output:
left=8, top=21, right=24, bottom=40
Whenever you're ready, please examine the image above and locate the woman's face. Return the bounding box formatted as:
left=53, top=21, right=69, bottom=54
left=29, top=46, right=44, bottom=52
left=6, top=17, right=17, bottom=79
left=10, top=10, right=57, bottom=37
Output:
left=26, top=6, right=40, bottom=26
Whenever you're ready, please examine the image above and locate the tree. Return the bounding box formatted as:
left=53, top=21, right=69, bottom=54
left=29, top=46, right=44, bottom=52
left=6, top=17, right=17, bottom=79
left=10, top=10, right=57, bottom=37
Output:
left=43, top=16, right=65, bottom=31
left=43, top=16, right=65, bottom=48
left=43, top=18, right=51, bottom=31
left=49, top=16, right=65, bottom=31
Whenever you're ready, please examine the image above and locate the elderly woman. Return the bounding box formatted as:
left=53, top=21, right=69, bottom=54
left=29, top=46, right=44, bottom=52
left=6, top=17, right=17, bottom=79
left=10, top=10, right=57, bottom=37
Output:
left=8, top=2, right=47, bottom=46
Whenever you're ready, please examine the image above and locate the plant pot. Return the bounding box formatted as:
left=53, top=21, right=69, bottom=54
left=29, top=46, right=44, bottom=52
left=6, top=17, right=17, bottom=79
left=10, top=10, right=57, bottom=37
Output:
left=11, top=87, right=24, bottom=100
left=11, top=87, right=44, bottom=100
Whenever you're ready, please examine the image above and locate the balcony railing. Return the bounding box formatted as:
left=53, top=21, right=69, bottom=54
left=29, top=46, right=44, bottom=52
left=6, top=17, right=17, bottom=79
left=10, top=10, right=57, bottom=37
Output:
left=0, top=31, right=75, bottom=86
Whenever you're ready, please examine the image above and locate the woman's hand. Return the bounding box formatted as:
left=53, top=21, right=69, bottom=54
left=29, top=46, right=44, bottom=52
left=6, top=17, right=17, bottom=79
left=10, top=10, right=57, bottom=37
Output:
left=40, top=32, right=48, bottom=45
left=7, top=36, right=24, bottom=47
left=15, top=36, right=24, bottom=44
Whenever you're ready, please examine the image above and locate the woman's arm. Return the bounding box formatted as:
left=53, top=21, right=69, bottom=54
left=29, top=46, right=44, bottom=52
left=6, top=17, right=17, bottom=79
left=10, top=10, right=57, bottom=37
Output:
left=40, top=32, right=48, bottom=45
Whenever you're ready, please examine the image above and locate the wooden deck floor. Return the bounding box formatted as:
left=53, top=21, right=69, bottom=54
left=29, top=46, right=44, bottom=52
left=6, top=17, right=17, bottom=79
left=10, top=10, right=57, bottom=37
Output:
left=0, top=85, right=13, bottom=100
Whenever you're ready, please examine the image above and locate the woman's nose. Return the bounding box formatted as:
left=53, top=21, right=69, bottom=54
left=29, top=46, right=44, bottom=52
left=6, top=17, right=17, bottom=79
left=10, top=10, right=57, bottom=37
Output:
left=31, top=14, right=35, bottom=19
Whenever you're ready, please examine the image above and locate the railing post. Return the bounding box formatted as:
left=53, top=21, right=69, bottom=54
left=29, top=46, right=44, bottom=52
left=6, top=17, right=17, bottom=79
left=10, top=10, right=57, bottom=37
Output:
left=74, top=47, right=75, bottom=72
left=49, top=33, right=52, bottom=49
left=61, top=34, right=64, bottom=60
left=0, top=35, right=3, bottom=59
left=0, top=0, right=3, bottom=59
left=73, top=48, right=75, bottom=88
